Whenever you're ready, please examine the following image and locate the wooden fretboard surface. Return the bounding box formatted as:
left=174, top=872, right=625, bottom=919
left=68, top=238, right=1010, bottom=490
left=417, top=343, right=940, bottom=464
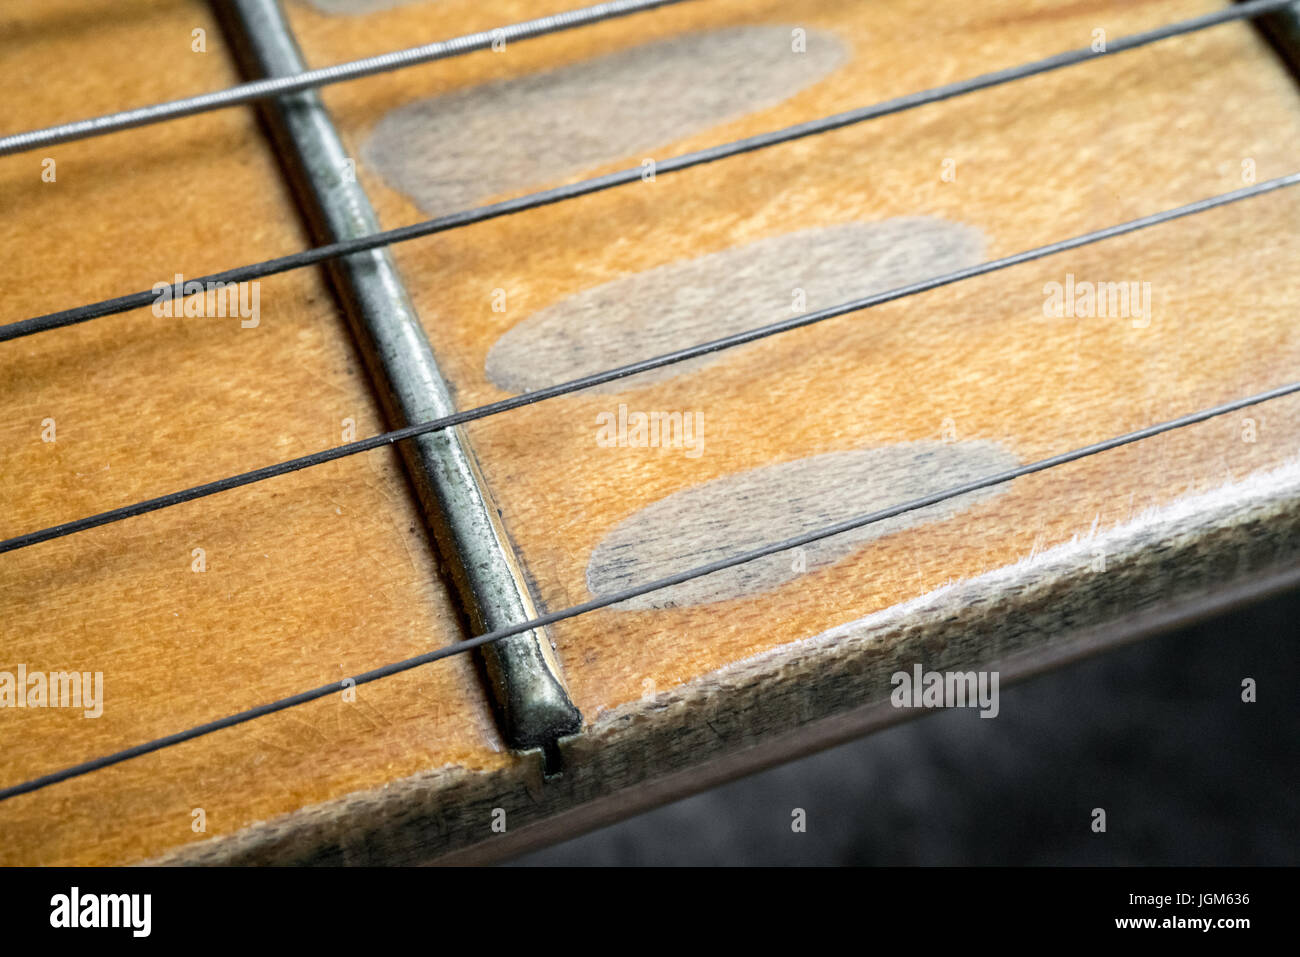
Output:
left=2, top=0, right=1298, bottom=864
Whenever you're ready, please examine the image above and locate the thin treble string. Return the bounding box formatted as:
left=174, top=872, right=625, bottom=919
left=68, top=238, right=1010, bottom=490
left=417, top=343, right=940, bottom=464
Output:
left=3, top=376, right=1298, bottom=803
left=1, top=0, right=1292, bottom=342
left=0, top=0, right=697, bottom=157
left=1, top=174, right=1296, bottom=556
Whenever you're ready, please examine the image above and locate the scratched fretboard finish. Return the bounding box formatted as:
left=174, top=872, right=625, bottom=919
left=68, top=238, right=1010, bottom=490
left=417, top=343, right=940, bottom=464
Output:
left=2, top=0, right=1299, bottom=864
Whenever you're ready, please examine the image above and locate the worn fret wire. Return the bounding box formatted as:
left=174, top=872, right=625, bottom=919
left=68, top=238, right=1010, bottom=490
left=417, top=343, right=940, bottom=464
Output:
left=1, top=0, right=1293, bottom=342
left=3, top=376, right=1299, bottom=803
left=1, top=173, right=1296, bottom=557
left=0, top=0, right=696, bottom=158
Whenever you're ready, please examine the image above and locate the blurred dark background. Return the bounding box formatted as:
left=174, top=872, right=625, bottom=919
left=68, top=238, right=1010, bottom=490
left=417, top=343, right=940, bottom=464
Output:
left=507, top=588, right=1299, bottom=865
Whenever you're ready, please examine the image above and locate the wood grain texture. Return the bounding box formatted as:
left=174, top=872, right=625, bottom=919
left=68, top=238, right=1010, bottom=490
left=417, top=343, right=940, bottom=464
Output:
left=0, top=0, right=507, bottom=866
left=2, top=0, right=1299, bottom=864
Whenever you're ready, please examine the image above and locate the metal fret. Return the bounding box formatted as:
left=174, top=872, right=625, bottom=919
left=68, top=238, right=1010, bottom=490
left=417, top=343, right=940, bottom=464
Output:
left=217, top=0, right=582, bottom=762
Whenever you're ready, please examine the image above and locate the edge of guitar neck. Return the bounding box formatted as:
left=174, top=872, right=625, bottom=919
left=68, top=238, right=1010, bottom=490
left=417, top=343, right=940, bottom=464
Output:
left=1241, top=0, right=1300, bottom=77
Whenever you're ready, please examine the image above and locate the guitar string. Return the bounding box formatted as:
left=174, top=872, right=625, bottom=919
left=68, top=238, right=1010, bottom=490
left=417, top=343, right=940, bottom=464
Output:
left=1, top=0, right=1292, bottom=341
left=0, top=0, right=1287, bottom=161
left=0, top=0, right=696, bottom=158
left=2, top=172, right=1296, bottom=556
left=3, top=376, right=1298, bottom=803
